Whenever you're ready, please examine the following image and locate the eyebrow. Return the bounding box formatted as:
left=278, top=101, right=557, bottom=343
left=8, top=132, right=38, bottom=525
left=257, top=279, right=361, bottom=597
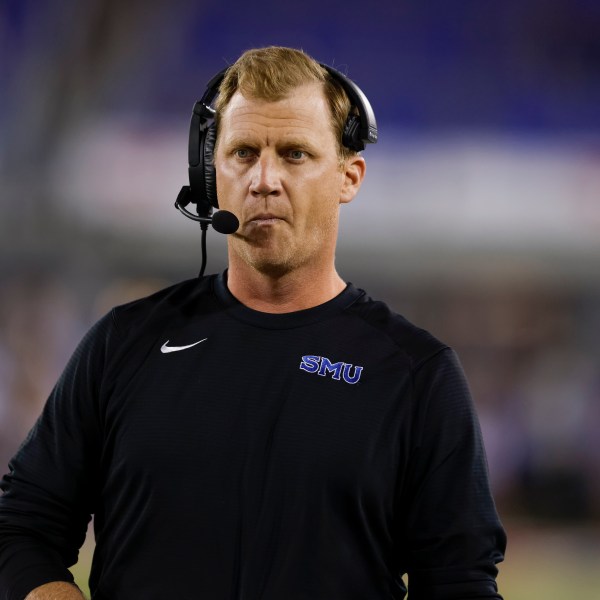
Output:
left=277, top=138, right=319, bottom=152
left=222, top=135, right=320, bottom=153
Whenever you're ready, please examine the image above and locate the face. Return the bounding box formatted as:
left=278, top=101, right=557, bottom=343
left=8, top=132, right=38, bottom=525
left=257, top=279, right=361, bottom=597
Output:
left=214, top=81, right=365, bottom=278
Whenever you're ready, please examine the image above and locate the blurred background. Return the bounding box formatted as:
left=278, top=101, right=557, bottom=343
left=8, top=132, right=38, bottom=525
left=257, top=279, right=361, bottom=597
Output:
left=1, top=0, right=599, bottom=598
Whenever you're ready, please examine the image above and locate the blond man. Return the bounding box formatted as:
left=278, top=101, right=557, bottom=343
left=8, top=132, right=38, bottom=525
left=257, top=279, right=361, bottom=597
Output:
left=0, top=47, right=505, bottom=600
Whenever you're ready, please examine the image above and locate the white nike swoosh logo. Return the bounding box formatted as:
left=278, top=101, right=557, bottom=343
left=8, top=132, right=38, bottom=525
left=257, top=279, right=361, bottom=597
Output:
left=160, top=338, right=207, bottom=353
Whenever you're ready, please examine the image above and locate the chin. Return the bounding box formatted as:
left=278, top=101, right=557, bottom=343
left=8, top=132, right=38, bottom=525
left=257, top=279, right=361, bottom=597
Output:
left=233, top=238, right=300, bottom=277
left=248, top=252, right=298, bottom=278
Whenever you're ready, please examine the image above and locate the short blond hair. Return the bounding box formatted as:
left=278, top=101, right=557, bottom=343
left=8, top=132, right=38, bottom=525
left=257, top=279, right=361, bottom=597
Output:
left=215, top=46, right=356, bottom=162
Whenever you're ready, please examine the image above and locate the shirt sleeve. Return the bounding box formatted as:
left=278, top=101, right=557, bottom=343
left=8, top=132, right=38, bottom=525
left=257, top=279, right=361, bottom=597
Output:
left=396, top=347, right=507, bottom=600
left=0, top=312, right=116, bottom=600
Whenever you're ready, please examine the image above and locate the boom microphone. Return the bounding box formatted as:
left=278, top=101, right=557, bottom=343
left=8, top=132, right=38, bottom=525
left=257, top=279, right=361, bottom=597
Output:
left=174, top=186, right=239, bottom=234
left=211, top=209, right=239, bottom=234
left=174, top=185, right=239, bottom=277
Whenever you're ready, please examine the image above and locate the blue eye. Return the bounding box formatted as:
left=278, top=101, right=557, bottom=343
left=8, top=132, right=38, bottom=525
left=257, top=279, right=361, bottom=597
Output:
left=235, top=148, right=252, bottom=158
left=289, top=150, right=305, bottom=160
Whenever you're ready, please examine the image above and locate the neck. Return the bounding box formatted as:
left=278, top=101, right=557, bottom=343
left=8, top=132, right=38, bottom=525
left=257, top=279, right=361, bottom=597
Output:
left=226, top=260, right=347, bottom=313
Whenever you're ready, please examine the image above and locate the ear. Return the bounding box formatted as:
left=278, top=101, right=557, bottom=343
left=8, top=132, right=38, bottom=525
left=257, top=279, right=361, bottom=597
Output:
left=339, top=155, right=366, bottom=205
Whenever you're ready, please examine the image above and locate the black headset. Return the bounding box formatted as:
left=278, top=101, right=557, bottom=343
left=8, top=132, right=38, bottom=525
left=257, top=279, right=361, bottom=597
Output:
left=175, top=63, right=378, bottom=222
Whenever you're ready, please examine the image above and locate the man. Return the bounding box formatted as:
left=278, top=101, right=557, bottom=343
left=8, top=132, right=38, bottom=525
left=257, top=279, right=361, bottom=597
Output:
left=0, top=47, right=506, bottom=599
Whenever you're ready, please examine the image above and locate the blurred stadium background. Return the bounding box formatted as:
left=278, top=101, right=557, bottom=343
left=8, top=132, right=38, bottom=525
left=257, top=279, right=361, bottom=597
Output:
left=1, top=1, right=599, bottom=598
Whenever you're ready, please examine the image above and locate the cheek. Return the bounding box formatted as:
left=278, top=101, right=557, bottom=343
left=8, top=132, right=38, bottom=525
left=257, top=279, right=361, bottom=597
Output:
left=297, top=165, right=341, bottom=195
left=215, top=160, right=234, bottom=186
left=304, top=171, right=343, bottom=209
left=298, top=187, right=341, bottom=235
left=215, top=163, right=242, bottom=204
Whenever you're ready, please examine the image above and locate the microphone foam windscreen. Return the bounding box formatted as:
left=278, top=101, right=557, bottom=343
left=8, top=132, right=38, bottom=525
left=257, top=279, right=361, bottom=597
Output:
left=211, top=210, right=239, bottom=234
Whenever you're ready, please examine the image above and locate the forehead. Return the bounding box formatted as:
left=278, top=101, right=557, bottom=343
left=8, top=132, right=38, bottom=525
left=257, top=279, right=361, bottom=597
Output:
left=218, top=82, right=334, bottom=142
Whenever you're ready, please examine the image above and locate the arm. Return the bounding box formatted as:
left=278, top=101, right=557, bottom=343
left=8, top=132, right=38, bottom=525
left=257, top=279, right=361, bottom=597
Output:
left=397, top=348, right=506, bottom=600
left=25, top=582, right=85, bottom=599
left=0, top=314, right=115, bottom=600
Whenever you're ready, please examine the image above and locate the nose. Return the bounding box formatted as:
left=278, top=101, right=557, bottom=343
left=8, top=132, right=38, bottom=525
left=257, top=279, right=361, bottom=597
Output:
left=249, top=152, right=282, bottom=198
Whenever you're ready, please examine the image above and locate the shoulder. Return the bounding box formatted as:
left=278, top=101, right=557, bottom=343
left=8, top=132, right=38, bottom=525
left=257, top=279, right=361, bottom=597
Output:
left=344, top=286, right=449, bottom=370
left=109, top=275, right=217, bottom=334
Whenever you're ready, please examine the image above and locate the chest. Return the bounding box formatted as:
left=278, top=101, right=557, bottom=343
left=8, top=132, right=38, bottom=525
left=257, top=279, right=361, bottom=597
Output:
left=101, top=320, right=414, bottom=503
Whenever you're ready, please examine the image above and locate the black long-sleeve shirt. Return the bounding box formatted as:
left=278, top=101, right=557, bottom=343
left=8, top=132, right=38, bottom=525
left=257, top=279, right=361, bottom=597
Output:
left=0, top=273, right=506, bottom=599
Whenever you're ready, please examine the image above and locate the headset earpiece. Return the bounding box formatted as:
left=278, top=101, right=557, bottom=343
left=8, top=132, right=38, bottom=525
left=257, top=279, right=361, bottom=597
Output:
left=184, top=62, right=377, bottom=216
left=342, top=114, right=362, bottom=152
left=325, top=66, right=378, bottom=151
left=187, top=98, right=219, bottom=214
left=203, top=124, right=218, bottom=209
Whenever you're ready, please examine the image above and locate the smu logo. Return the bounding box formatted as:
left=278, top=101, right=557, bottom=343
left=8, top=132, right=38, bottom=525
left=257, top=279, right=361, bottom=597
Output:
left=299, top=355, right=363, bottom=385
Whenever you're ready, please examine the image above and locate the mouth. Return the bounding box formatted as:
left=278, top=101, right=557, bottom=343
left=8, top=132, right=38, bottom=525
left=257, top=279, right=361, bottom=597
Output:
left=247, top=213, right=284, bottom=226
